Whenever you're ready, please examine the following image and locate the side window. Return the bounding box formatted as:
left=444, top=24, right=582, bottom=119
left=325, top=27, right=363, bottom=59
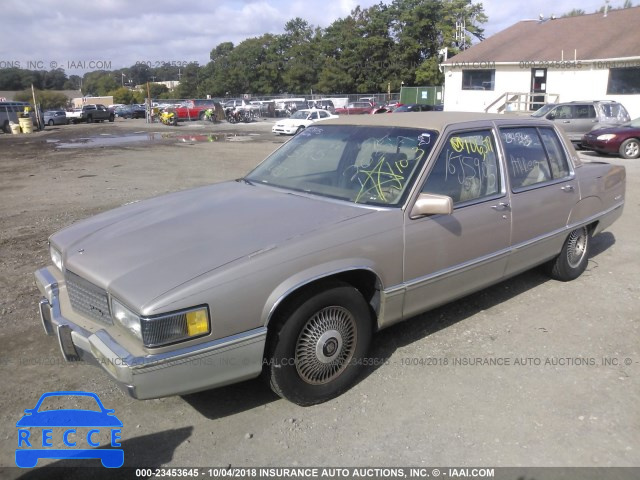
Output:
left=575, top=105, right=596, bottom=119
left=310, top=112, right=318, bottom=120
left=501, top=127, right=552, bottom=189
left=422, top=130, right=500, bottom=204
left=538, top=128, right=570, bottom=179
left=553, top=105, right=573, bottom=119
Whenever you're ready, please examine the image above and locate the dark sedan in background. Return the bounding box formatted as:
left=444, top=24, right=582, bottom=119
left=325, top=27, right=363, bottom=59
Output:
left=582, top=117, right=640, bottom=159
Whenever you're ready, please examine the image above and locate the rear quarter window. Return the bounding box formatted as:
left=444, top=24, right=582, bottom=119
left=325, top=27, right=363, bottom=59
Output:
left=500, top=127, right=571, bottom=190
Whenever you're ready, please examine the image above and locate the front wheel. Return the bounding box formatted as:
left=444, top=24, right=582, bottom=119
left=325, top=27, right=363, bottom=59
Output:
left=546, top=226, right=590, bottom=281
left=48, top=119, right=54, bottom=126
left=295, top=126, right=305, bottom=135
left=266, top=282, right=372, bottom=406
left=619, top=138, right=640, bottom=159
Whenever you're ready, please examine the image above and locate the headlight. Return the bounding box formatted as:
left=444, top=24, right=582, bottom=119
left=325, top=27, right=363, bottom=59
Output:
left=50, top=244, right=63, bottom=271
left=111, top=298, right=142, bottom=341
left=111, top=299, right=210, bottom=348
left=597, top=134, right=616, bottom=141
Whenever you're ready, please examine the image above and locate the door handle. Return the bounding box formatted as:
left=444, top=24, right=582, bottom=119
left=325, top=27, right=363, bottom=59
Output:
left=561, top=185, right=575, bottom=192
left=562, top=120, right=570, bottom=123
left=491, top=202, right=510, bottom=211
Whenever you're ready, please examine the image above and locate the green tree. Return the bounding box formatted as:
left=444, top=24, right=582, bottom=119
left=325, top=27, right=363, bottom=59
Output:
left=14, top=89, right=69, bottom=109
left=148, top=83, right=169, bottom=98
left=108, top=87, right=136, bottom=104
left=63, top=75, right=82, bottom=90
left=82, top=71, right=119, bottom=96
left=42, top=68, right=68, bottom=90
left=281, top=18, right=321, bottom=93
left=562, top=9, right=586, bottom=16
left=390, top=0, right=487, bottom=86
left=173, top=63, right=201, bottom=98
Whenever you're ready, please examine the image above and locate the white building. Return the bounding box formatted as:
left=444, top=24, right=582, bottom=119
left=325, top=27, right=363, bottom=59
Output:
left=442, top=7, right=640, bottom=118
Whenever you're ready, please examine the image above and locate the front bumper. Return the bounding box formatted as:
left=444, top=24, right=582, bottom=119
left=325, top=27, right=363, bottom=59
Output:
left=35, top=267, right=267, bottom=400
left=272, top=125, right=296, bottom=135
left=581, top=135, right=617, bottom=154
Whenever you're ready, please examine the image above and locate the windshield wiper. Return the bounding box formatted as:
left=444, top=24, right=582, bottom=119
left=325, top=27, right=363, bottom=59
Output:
left=236, top=177, right=254, bottom=186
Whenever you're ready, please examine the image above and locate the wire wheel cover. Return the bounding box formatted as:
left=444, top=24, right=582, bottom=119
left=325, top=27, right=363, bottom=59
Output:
left=566, top=228, right=587, bottom=268
left=295, top=306, right=357, bottom=385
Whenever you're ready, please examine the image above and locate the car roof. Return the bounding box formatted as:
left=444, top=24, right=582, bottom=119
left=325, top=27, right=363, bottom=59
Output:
left=322, top=111, right=543, bottom=131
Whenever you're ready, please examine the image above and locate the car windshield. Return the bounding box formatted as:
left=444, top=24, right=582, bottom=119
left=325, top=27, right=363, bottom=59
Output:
left=290, top=110, right=310, bottom=119
left=245, top=125, right=437, bottom=207
left=531, top=104, right=555, bottom=117
left=36, top=394, right=102, bottom=412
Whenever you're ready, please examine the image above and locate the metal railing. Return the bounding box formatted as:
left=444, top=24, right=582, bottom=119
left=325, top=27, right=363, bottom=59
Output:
left=485, top=92, right=560, bottom=113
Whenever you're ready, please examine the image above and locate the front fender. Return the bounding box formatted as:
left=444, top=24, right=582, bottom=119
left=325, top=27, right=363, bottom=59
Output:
left=261, top=259, right=383, bottom=327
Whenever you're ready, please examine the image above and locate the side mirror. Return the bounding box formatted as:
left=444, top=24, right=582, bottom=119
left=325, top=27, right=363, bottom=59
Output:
left=410, top=193, right=453, bottom=218
left=546, top=112, right=556, bottom=120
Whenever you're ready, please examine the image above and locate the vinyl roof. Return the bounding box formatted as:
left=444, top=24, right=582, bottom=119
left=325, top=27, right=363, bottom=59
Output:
left=321, top=111, right=541, bottom=131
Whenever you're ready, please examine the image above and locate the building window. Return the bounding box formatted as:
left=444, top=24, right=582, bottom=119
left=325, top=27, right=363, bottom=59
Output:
left=607, top=67, right=640, bottom=94
left=462, top=70, right=495, bottom=90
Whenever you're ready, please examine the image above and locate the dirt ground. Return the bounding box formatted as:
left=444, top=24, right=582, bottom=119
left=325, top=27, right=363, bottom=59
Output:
left=0, top=117, right=638, bottom=477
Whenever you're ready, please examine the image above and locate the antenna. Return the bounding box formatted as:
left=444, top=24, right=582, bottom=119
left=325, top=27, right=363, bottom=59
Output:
left=455, top=18, right=466, bottom=49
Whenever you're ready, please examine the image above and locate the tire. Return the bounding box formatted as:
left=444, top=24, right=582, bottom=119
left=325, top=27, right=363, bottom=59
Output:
left=2, top=120, right=10, bottom=133
left=295, top=126, right=305, bottom=135
left=619, top=138, right=640, bottom=159
left=86, top=116, right=93, bottom=123
left=48, top=119, right=54, bottom=126
left=546, top=226, right=590, bottom=281
left=109, top=114, right=115, bottom=122
left=266, top=282, right=372, bottom=406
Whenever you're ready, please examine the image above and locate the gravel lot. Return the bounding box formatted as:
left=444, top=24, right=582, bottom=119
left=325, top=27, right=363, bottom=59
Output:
left=0, top=118, right=638, bottom=477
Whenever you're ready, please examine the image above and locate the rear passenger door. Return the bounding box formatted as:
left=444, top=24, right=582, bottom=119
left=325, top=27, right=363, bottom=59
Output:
left=499, top=126, right=578, bottom=276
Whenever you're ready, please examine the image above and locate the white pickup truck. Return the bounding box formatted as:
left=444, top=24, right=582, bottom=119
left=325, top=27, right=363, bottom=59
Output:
left=66, top=108, right=83, bottom=124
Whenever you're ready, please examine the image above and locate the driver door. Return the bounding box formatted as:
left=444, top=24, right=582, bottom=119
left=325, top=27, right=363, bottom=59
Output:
left=403, top=128, right=512, bottom=318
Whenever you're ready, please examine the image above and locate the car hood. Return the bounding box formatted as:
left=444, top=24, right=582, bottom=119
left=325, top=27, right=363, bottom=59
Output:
left=53, top=181, right=372, bottom=310
left=586, top=125, right=636, bottom=136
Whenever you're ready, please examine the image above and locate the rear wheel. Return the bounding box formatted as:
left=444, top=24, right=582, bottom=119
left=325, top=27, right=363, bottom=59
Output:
left=546, top=226, right=590, bottom=281
left=266, top=282, right=372, bottom=406
left=2, top=120, right=10, bottom=133
left=619, top=138, right=640, bottom=159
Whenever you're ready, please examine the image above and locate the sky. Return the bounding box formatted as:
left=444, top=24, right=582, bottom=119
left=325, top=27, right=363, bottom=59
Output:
left=0, top=0, right=628, bottom=76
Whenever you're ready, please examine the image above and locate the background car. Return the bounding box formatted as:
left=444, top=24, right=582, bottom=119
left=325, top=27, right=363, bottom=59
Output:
left=114, top=105, right=133, bottom=118
left=309, top=99, right=336, bottom=113
left=43, top=110, right=68, bottom=126
left=131, top=105, right=146, bottom=119
left=334, top=101, right=373, bottom=115
left=531, top=100, right=630, bottom=147
left=393, top=104, right=439, bottom=113
left=582, top=117, right=640, bottom=159
left=271, top=108, right=338, bottom=135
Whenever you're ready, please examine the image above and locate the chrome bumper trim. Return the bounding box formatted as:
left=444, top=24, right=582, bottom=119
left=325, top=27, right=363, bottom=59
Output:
left=35, top=266, right=267, bottom=399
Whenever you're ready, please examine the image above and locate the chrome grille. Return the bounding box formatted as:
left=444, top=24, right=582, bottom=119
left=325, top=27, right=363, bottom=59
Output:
left=65, top=271, right=113, bottom=325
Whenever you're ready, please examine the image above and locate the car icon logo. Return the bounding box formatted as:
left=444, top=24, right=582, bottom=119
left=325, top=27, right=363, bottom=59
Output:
left=15, top=391, right=124, bottom=468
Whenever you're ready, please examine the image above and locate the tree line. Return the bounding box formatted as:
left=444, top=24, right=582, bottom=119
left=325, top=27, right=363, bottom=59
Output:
left=2, top=0, right=487, bottom=103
